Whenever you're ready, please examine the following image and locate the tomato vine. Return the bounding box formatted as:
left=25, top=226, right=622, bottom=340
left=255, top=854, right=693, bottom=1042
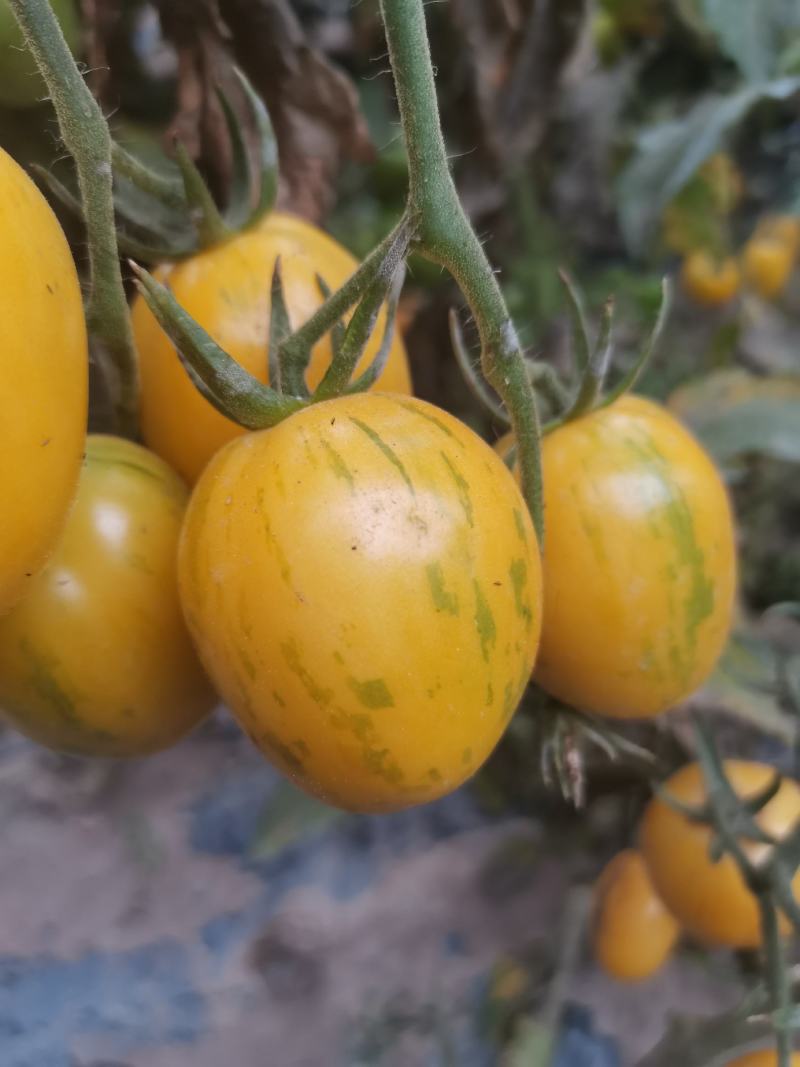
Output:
left=8, top=0, right=138, bottom=436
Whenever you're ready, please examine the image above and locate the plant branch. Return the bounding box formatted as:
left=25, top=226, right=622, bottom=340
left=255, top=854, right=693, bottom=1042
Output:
left=760, top=897, right=793, bottom=1067
left=10, top=0, right=139, bottom=436
left=379, top=0, right=544, bottom=541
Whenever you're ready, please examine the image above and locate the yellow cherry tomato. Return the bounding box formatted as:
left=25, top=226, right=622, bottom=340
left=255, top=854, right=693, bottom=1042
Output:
left=0, top=436, right=216, bottom=756
left=0, top=145, right=87, bottom=613
left=179, top=393, right=543, bottom=813
left=640, top=761, right=800, bottom=948
left=726, top=1052, right=800, bottom=1067
left=131, top=212, right=414, bottom=485
left=742, top=234, right=794, bottom=299
left=592, top=849, right=680, bottom=981
left=498, top=395, right=736, bottom=718
left=755, top=215, right=800, bottom=258
left=681, top=250, right=741, bottom=306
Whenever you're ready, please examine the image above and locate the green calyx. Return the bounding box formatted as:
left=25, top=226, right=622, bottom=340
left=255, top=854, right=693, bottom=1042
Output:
left=129, top=219, right=408, bottom=430
left=37, top=67, right=279, bottom=262
left=453, top=272, right=672, bottom=434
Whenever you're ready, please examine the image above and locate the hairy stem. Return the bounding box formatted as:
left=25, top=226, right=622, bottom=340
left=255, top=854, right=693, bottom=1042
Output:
left=379, top=0, right=544, bottom=541
left=10, top=0, right=138, bottom=435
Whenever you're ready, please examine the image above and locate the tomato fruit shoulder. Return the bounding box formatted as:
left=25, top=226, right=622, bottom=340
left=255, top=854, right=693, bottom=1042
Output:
left=131, top=212, right=414, bottom=485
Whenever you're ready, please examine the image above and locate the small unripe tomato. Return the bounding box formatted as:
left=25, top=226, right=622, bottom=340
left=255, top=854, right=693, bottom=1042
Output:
left=681, top=250, right=741, bottom=306
left=498, top=395, right=737, bottom=718
left=131, top=212, right=414, bottom=485
left=742, top=235, right=794, bottom=299
left=0, top=144, right=87, bottom=614
left=0, top=436, right=216, bottom=757
left=179, top=393, right=543, bottom=812
left=0, top=0, right=81, bottom=108
left=592, top=849, right=680, bottom=981
left=640, top=761, right=800, bottom=948
left=725, top=1052, right=800, bottom=1067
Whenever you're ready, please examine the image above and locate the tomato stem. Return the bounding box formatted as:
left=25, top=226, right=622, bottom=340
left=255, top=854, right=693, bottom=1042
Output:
left=379, top=0, right=544, bottom=541
left=692, top=714, right=800, bottom=1063
left=9, top=0, right=139, bottom=438
left=759, top=896, right=793, bottom=1067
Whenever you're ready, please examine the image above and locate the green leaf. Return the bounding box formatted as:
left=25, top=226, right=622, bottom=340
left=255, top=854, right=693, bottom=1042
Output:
left=249, top=781, right=345, bottom=861
left=668, top=370, right=800, bottom=464
left=699, top=0, right=785, bottom=83
left=617, top=77, right=800, bottom=252
left=700, top=629, right=795, bottom=744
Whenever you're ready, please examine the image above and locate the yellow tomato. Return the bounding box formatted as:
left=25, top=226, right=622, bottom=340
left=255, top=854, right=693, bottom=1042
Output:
left=592, top=849, right=680, bottom=981
left=640, top=761, right=800, bottom=948
left=755, top=215, right=800, bottom=258
left=179, top=393, right=542, bottom=812
left=0, top=436, right=216, bottom=756
left=726, top=1052, right=800, bottom=1067
left=742, top=234, right=794, bottom=299
left=681, top=250, right=741, bottom=306
left=131, top=212, right=414, bottom=485
left=500, top=395, right=736, bottom=718
left=0, top=145, right=87, bottom=613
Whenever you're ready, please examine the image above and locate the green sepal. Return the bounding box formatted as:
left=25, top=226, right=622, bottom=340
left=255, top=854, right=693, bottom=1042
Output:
left=528, top=363, right=571, bottom=419
left=232, top=66, right=279, bottom=226
left=345, top=265, right=405, bottom=393
left=559, top=269, right=591, bottom=376
left=268, top=258, right=300, bottom=395
left=173, top=140, right=230, bottom=247
left=129, top=262, right=303, bottom=430
left=110, top=141, right=185, bottom=209
left=449, top=309, right=510, bottom=426
left=598, top=277, right=672, bottom=411
left=564, top=296, right=615, bottom=421
left=216, top=81, right=253, bottom=232
left=312, top=223, right=410, bottom=401
left=315, top=275, right=346, bottom=361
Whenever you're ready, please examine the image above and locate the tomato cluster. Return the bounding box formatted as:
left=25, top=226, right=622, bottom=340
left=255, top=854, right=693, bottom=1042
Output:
left=592, top=760, right=800, bottom=983
left=681, top=215, right=800, bottom=307
left=1, top=123, right=741, bottom=813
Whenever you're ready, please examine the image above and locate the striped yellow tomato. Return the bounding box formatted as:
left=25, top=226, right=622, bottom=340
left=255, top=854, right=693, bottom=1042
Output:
left=0, top=145, right=87, bottom=613
left=131, top=212, right=413, bottom=486
left=641, top=762, right=800, bottom=948
left=592, top=849, right=680, bottom=981
left=498, top=394, right=736, bottom=718
left=0, top=436, right=216, bottom=756
left=179, top=393, right=542, bottom=812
